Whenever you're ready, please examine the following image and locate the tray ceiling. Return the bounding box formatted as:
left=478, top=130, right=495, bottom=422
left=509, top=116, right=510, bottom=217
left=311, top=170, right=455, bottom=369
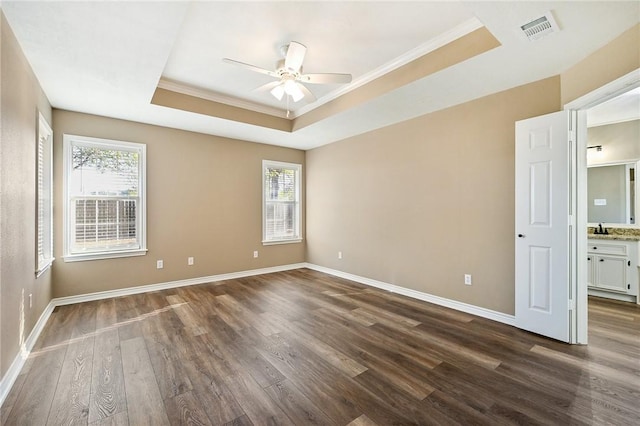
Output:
left=3, top=1, right=639, bottom=149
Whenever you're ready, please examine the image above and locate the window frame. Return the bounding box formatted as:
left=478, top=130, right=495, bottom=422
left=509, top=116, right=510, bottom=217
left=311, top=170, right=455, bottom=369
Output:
left=62, top=134, right=147, bottom=262
left=262, top=160, right=303, bottom=245
left=36, top=113, right=54, bottom=277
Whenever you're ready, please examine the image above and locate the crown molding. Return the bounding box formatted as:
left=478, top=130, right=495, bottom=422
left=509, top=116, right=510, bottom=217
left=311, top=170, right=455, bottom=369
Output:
left=157, top=78, right=290, bottom=119
left=291, top=17, right=484, bottom=118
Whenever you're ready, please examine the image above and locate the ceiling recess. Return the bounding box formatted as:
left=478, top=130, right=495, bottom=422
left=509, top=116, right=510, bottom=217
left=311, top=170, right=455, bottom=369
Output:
left=520, top=11, right=560, bottom=41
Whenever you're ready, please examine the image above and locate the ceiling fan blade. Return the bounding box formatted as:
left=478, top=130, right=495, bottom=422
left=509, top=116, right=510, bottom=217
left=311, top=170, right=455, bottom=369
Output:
left=284, top=41, right=306, bottom=72
left=254, top=81, right=282, bottom=92
left=300, top=73, right=353, bottom=84
left=222, top=58, right=277, bottom=77
left=297, top=83, right=316, bottom=102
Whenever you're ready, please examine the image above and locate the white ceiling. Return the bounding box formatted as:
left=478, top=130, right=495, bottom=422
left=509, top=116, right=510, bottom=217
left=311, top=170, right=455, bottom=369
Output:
left=2, top=1, right=639, bottom=149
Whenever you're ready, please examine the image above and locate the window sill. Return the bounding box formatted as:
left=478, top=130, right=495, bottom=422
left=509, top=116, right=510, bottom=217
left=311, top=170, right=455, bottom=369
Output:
left=262, top=238, right=303, bottom=246
left=63, top=249, right=147, bottom=262
left=36, top=258, right=55, bottom=278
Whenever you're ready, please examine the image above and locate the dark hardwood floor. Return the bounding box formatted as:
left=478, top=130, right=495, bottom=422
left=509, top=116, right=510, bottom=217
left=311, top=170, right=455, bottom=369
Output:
left=2, top=268, right=639, bottom=425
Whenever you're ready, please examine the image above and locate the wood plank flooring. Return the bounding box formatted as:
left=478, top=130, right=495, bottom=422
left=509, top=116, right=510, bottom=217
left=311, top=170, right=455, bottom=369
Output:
left=2, top=268, right=639, bottom=425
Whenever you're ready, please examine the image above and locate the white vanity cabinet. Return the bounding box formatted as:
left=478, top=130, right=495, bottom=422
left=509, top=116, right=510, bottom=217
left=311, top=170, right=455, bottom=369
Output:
left=587, top=239, right=639, bottom=301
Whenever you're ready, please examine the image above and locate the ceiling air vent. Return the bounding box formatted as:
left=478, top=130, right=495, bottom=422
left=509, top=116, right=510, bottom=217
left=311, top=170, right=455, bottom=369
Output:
left=520, top=12, right=560, bottom=41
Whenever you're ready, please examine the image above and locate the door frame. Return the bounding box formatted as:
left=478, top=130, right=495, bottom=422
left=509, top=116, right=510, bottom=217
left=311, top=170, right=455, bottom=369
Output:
left=564, top=68, right=640, bottom=344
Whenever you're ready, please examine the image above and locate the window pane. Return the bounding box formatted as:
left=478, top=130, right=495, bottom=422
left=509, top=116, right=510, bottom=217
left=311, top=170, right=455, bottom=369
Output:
left=265, top=168, right=296, bottom=202
left=65, top=135, right=146, bottom=258
left=262, top=161, right=301, bottom=243
left=266, top=201, right=296, bottom=238
left=37, top=137, right=45, bottom=259
left=36, top=114, right=53, bottom=274
left=72, top=199, right=138, bottom=252
left=70, top=145, right=139, bottom=196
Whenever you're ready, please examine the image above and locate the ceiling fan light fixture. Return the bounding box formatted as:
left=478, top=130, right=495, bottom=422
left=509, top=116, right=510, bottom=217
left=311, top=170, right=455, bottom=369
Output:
left=283, top=79, right=296, bottom=94
left=270, top=84, right=285, bottom=101
left=290, top=88, right=304, bottom=103
left=283, top=79, right=304, bottom=102
left=224, top=40, right=352, bottom=105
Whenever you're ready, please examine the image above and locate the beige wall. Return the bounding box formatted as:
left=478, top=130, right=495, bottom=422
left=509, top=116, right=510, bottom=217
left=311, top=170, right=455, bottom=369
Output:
left=561, top=24, right=640, bottom=105
left=305, top=19, right=640, bottom=316
left=52, top=111, right=305, bottom=298
left=587, top=120, right=640, bottom=165
left=306, top=77, right=561, bottom=315
left=0, top=13, right=53, bottom=378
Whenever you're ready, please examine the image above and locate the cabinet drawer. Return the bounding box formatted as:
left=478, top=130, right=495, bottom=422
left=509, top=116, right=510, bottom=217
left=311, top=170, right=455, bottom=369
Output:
left=587, top=243, right=627, bottom=256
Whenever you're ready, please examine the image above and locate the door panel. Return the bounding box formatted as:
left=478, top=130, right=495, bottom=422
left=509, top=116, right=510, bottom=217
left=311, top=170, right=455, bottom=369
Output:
left=516, top=111, right=571, bottom=342
left=530, top=161, right=551, bottom=226
left=529, top=246, right=551, bottom=312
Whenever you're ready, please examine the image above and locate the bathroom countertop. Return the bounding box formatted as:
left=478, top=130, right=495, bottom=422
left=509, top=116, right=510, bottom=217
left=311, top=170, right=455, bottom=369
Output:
left=588, top=234, right=640, bottom=241
left=587, top=227, right=640, bottom=242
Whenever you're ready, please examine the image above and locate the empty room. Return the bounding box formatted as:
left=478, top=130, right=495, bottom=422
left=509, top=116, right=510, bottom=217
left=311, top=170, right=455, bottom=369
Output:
left=1, top=1, right=639, bottom=425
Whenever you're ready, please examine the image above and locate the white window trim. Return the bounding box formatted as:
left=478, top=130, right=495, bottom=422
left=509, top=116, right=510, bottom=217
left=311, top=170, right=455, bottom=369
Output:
left=262, top=160, right=303, bottom=245
left=36, top=113, right=54, bottom=277
left=63, top=134, right=147, bottom=262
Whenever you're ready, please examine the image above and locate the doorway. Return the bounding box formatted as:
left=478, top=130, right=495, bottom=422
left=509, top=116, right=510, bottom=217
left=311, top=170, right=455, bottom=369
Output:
left=565, top=68, right=640, bottom=344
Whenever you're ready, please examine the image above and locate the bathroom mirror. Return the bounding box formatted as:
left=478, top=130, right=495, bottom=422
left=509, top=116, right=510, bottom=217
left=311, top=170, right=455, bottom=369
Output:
left=587, top=161, right=637, bottom=226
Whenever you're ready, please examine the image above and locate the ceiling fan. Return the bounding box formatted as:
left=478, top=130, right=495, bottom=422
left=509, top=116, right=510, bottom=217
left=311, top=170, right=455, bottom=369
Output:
left=223, top=41, right=352, bottom=103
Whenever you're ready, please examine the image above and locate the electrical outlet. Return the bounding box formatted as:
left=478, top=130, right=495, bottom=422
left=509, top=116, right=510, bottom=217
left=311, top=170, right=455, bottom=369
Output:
left=253, top=251, right=259, bottom=258
left=338, top=251, right=343, bottom=259
left=157, top=260, right=164, bottom=269
left=29, top=293, right=33, bottom=309
left=188, top=257, right=194, bottom=266
left=464, top=274, right=472, bottom=285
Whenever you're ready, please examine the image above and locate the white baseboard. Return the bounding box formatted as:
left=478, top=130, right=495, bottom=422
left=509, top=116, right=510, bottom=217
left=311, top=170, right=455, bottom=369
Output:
left=0, top=262, right=304, bottom=408
left=304, top=263, right=516, bottom=326
left=53, top=263, right=307, bottom=306
left=0, top=300, right=55, bottom=407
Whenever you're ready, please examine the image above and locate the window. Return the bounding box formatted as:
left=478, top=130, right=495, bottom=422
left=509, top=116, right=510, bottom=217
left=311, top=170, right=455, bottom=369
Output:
left=36, top=113, right=54, bottom=276
left=63, top=135, right=146, bottom=261
left=263, top=160, right=302, bottom=244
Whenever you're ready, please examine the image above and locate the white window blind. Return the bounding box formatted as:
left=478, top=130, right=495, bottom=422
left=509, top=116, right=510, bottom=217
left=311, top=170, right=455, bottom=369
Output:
left=263, top=160, right=302, bottom=244
left=63, top=135, right=146, bottom=261
left=36, top=113, right=54, bottom=276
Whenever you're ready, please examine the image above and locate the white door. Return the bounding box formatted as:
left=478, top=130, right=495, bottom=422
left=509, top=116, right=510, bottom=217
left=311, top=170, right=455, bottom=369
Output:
left=515, top=111, right=574, bottom=342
